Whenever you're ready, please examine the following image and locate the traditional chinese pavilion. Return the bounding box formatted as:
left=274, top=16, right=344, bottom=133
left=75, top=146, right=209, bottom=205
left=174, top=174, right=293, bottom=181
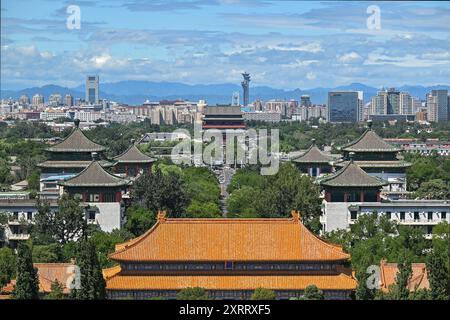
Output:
left=38, top=119, right=112, bottom=193
left=112, top=142, right=156, bottom=178
left=103, top=211, right=357, bottom=300
left=291, top=139, right=336, bottom=177
left=320, top=158, right=388, bottom=203
left=59, top=161, right=130, bottom=203
left=334, top=121, right=411, bottom=199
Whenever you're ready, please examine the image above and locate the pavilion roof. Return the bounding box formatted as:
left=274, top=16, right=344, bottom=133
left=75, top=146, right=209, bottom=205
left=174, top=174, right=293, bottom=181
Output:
left=46, top=124, right=105, bottom=153
left=292, top=143, right=335, bottom=164
left=340, top=127, right=401, bottom=153
left=379, top=260, right=429, bottom=293
left=113, top=144, right=156, bottom=164
left=59, top=161, right=129, bottom=187
left=109, top=211, right=350, bottom=262
left=319, top=161, right=388, bottom=188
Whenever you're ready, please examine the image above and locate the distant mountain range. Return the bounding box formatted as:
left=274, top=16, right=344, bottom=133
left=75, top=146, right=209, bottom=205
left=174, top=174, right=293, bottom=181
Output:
left=2, top=81, right=450, bottom=105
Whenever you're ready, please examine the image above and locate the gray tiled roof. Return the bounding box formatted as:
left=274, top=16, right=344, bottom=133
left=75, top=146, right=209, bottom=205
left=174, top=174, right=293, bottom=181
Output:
left=46, top=127, right=106, bottom=153
left=38, top=160, right=113, bottom=169
left=340, top=129, right=401, bottom=153
left=333, top=160, right=412, bottom=168
left=59, top=161, right=129, bottom=187
left=292, top=144, right=336, bottom=164
left=320, top=161, right=388, bottom=188
left=113, top=145, right=156, bottom=164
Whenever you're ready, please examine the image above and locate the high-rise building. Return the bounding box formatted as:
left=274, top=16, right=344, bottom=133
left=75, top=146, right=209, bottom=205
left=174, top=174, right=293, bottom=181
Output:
left=328, top=91, right=361, bottom=123
left=300, top=95, right=311, bottom=107
left=431, top=89, right=448, bottom=122
left=85, top=75, right=99, bottom=105
left=426, top=93, right=438, bottom=122
left=399, top=92, right=413, bottom=115
left=32, top=94, right=44, bottom=106
left=241, top=72, right=251, bottom=106
left=19, top=95, right=30, bottom=106
left=65, top=94, right=74, bottom=107
left=49, top=94, right=62, bottom=107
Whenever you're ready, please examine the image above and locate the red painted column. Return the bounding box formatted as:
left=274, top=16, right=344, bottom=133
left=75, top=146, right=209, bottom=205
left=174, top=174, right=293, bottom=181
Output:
left=360, top=191, right=364, bottom=202
left=376, top=192, right=381, bottom=202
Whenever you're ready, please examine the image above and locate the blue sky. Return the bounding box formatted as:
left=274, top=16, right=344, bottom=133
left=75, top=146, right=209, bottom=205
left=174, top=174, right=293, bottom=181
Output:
left=1, top=0, right=450, bottom=90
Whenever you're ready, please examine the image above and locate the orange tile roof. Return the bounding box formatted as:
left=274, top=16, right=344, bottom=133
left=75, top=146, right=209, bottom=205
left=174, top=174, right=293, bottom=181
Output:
left=379, top=260, right=430, bottom=292
left=106, top=274, right=357, bottom=291
left=110, top=211, right=350, bottom=262
left=2, top=263, right=76, bottom=294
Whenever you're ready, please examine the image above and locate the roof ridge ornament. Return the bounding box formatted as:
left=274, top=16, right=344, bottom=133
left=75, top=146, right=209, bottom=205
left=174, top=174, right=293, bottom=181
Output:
left=157, top=210, right=167, bottom=222
left=367, top=119, right=373, bottom=130
left=291, top=210, right=301, bottom=222
left=74, top=118, right=80, bottom=128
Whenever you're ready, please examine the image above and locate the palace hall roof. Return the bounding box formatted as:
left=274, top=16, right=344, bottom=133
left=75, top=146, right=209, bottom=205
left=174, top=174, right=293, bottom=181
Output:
left=104, top=273, right=357, bottom=292
left=292, top=142, right=336, bottom=164
left=339, top=128, right=401, bottom=153
left=2, top=263, right=76, bottom=294
left=46, top=123, right=105, bottom=153
left=319, top=161, right=388, bottom=188
left=113, top=144, right=156, bottom=164
left=38, top=160, right=113, bottom=169
left=59, top=161, right=129, bottom=187
left=379, top=260, right=429, bottom=293
left=109, top=211, right=350, bottom=262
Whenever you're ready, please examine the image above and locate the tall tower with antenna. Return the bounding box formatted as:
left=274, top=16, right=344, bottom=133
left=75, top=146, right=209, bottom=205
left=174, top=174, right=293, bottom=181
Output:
left=241, top=72, right=251, bottom=106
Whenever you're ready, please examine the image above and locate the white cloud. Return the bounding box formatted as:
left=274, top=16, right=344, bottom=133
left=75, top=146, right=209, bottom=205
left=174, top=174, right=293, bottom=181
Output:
left=338, top=52, right=362, bottom=63
left=306, top=72, right=316, bottom=80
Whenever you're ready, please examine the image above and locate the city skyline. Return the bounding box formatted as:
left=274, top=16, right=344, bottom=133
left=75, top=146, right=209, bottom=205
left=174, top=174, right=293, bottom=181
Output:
left=2, top=1, right=450, bottom=90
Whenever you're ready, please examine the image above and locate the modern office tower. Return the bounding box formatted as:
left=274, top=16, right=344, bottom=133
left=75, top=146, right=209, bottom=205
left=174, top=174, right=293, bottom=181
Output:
left=65, top=94, right=74, bottom=107
left=328, top=91, right=360, bottom=122
left=426, top=93, right=438, bottom=122
left=32, top=94, right=44, bottom=106
left=431, top=89, right=448, bottom=122
left=399, top=92, right=413, bottom=115
left=371, top=91, right=387, bottom=115
left=241, top=72, right=251, bottom=106
left=19, top=95, right=30, bottom=106
left=412, top=98, right=422, bottom=114
left=85, top=75, right=99, bottom=104
left=300, top=95, right=312, bottom=107
left=49, top=94, right=62, bottom=107
left=357, top=91, right=364, bottom=122
left=253, top=99, right=263, bottom=111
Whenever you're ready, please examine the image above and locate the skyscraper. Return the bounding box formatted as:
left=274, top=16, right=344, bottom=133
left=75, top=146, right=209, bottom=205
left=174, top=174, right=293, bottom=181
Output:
left=300, top=95, right=311, bottom=107
left=328, top=91, right=361, bottom=123
left=241, top=72, right=250, bottom=106
left=85, top=75, right=99, bottom=104
left=65, top=94, right=74, bottom=107
left=399, top=92, right=413, bottom=115
left=32, top=94, right=44, bottom=107
left=431, top=89, right=448, bottom=122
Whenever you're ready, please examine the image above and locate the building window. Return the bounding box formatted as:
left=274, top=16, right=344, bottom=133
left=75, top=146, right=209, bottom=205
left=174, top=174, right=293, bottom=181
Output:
left=104, top=193, right=116, bottom=202
left=225, top=261, right=233, bottom=270
left=350, top=211, right=358, bottom=220
left=400, top=212, right=405, bottom=221
left=427, top=212, right=433, bottom=221
left=89, top=194, right=100, bottom=202
left=426, top=225, right=433, bottom=235
left=442, top=212, right=447, bottom=220
left=13, top=212, right=19, bottom=220
left=386, top=212, right=391, bottom=219
left=88, top=211, right=96, bottom=221
left=414, top=212, right=419, bottom=221
left=27, top=212, right=33, bottom=221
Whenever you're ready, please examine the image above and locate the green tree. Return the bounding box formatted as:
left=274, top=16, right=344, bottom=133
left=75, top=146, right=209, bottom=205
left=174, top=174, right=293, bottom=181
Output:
left=227, top=186, right=260, bottom=217
left=45, top=280, right=65, bottom=300
left=32, top=195, right=86, bottom=244
left=0, top=247, right=16, bottom=288
left=390, top=257, right=412, bottom=300
left=90, top=229, right=133, bottom=268
left=413, top=179, right=450, bottom=200
left=32, top=243, right=63, bottom=263
left=302, top=285, right=324, bottom=300
left=12, top=243, right=39, bottom=300
left=125, top=204, right=155, bottom=237
left=176, top=287, right=209, bottom=300
left=133, top=168, right=189, bottom=217
left=426, top=250, right=450, bottom=300
left=185, top=200, right=221, bottom=218
left=70, top=239, right=106, bottom=300
left=27, top=170, right=41, bottom=191
left=251, top=288, right=276, bottom=300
